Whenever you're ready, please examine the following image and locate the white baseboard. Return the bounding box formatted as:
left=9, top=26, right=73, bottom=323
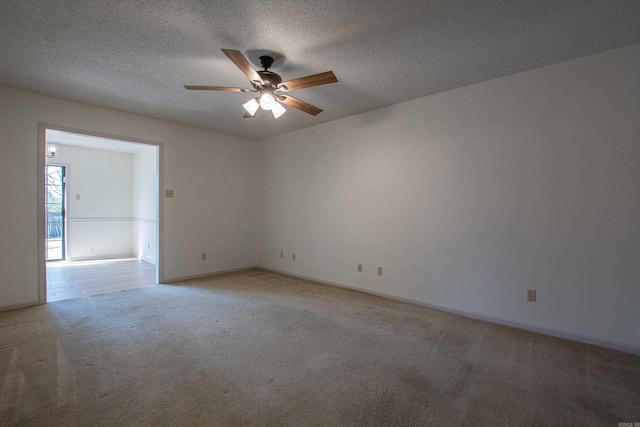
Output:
left=140, top=256, right=156, bottom=265
left=258, top=266, right=640, bottom=356
left=0, top=300, right=42, bottom=312
left=68, top=253, right=134, bottom=261
left=165, top=265, right=258, bottom=283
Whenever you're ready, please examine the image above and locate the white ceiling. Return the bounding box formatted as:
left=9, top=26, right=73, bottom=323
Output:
left=47, top=129, right=146, bottom=153
left=2, top=1, right=639, bottom=141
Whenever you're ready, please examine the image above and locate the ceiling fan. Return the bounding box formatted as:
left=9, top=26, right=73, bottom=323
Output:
left=185, top=49, right=338, bottom=119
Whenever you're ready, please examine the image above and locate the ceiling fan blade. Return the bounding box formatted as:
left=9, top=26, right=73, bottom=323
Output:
left=278, top=95, right=323, bottom=116
left=184, top=85, right=250, bottom=92
left=221, top=49, right=264, bottom=84
left=280, top=71, right=338, bottom=91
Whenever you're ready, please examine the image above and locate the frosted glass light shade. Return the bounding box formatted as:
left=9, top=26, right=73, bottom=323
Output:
left=242, top=98, right=259, bottom=116
left=259, top=93, right=275, bottom=111
left=272, top=101, right=286, bottom=118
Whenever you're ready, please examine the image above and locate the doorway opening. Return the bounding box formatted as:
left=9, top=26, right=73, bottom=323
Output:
left=45, top=165, right=66, bottom=261
left=41, top=127, right=162, bottom=302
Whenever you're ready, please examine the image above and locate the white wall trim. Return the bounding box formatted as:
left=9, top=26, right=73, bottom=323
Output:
left=68, top=217, right=133, bottom=222
left=0, top=300, right=42, bottom=313
left=69, top=253, right=135, bottom=261
left=140, top=255, right=156, bottom=265
left=258, top=266, right=640, bottom=356
left=165, top=265, right=258, bottom=283
left=132, top=217, right=156, bottom=223
left=156, top=139, right=163, bottom=285
left=37, top=124, right=47, bottom=304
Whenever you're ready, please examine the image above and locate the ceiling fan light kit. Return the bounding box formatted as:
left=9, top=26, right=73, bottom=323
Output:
left=259, top=92, right=276, bottom=111
left=243, top=98, right=260, bottom=116
left=185, top=49, right=338, bottom=119
left=271, top=101, right=286, bottom=118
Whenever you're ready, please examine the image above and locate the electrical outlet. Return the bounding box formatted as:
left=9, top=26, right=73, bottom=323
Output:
left=76, top=194, right=81, bottom=200
left=280, top=251, right=284, bottom=259
left=165, top=189, right=174, bottom=198
left=90, top=247, right=94, bottom=254
left=527, top=289, right=537, bottom=302
left=292, top=253, right=296, bottom=261
left=147, top=243, right=150, bottom=248
left=201, top=253, right=206, bottom=261
left=357, top=263, right=362, bottom=272
left=377, top=267, right=383, bottom=276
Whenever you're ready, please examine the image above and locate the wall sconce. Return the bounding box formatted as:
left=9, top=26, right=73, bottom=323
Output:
left=46, top=145, right=57, bottom=158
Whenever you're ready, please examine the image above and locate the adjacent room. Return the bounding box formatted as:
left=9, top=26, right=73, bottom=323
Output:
left=43, top=130, right=159, bottom=301
left=0, top=1, right=639, bottom=425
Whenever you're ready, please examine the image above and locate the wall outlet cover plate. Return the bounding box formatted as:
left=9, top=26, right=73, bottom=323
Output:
left=527, top=289, right=537, bottom=302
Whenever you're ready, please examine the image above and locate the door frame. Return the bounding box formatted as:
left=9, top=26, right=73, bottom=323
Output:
left=37, top=123, right=165, bottom=304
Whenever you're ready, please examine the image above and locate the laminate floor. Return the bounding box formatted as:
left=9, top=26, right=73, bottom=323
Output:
left=46, top=258, right=156, bottom=302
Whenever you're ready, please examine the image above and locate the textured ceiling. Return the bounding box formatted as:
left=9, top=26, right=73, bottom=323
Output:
left=1, top=0, right=640, bottom=141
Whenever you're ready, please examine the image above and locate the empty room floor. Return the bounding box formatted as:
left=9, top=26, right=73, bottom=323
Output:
left=46, top=258, right=156, bottom=302
left=2, top=269, right=639, bottom=425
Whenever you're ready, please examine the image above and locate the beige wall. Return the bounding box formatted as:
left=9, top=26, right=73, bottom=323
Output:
left=258, top=43, right=640, bottom=351
left=0, top=86, right=259, bottom=308
left=132, top=145, right=158, bottom=264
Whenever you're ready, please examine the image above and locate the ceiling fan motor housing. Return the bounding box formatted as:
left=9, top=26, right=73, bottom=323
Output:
left=250, top=55, right=282, bottom=90
left=253, top=70, right=282, bottom=89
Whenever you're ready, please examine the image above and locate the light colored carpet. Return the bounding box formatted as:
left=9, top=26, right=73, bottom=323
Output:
left=1, top=268, right=638, bottom=426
